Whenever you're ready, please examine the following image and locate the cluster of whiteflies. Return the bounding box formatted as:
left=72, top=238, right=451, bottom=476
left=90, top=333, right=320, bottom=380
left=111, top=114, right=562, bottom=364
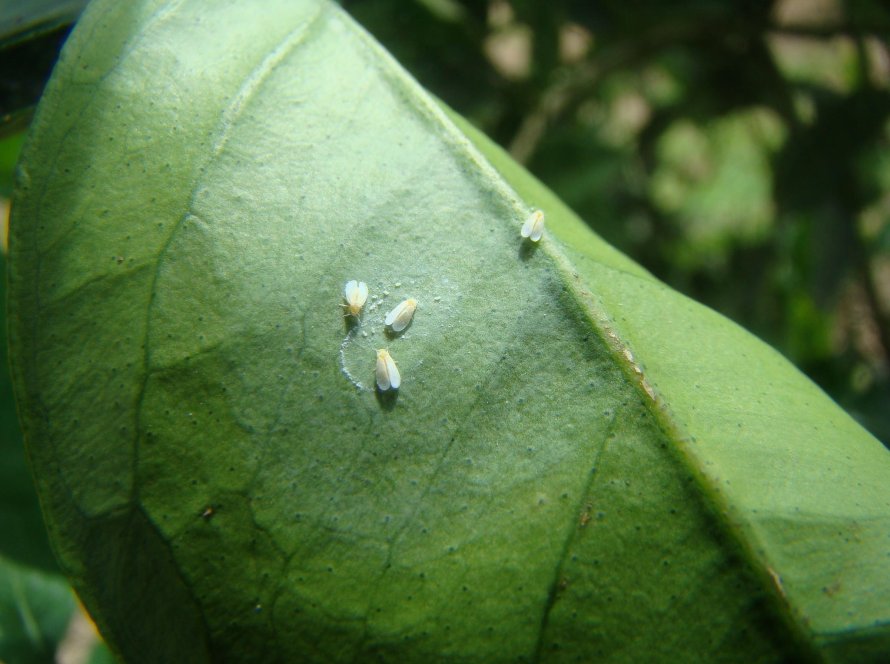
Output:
left=343, top=280, right=416, bottom=391
left=340, top=209, right=543, bottom=393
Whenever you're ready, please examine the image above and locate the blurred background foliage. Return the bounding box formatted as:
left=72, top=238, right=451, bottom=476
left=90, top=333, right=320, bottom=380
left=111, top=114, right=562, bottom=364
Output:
left=343, top=0, right=890, bottom=448
left=0, top=0, right=889, bottom=659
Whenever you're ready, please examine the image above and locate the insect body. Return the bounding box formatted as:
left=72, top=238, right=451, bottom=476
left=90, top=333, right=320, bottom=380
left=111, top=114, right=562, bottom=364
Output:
left=521, top=209, right=545, bottom=242
left=343, top=280, right=369, bottom=317
left=375, top=349, right=401, bottom=391
left=384, top=298, right=417, bottom=332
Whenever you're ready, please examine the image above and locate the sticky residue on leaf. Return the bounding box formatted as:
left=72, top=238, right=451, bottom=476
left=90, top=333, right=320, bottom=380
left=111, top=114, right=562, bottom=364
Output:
left=339, top=327, right=367, bottom=391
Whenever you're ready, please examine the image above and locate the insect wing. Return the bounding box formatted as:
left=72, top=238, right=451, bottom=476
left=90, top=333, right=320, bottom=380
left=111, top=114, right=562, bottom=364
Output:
left=356, top=281, right=369, bottom=303
left=376, top=349, right=400, bottom=391
left=387, top=353, right=401, bottom=389
left=385, top=298, right=417, bottom=332
left=343, top=280, right=369, bottom=316
left=521, top=210, right=544, bottom=242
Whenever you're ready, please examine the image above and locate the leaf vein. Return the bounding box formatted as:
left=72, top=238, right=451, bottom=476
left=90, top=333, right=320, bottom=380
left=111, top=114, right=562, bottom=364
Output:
left=129, top=4, right=327, bottom=498
left=531, top=410, right=617, bottom=663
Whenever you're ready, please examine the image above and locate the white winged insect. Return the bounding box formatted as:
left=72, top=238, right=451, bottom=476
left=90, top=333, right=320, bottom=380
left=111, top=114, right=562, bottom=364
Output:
left=384, top=298, right=417, bottom=333
left=342, top=280, right=369, bottom=318
left=520, top=209, right=545, bottom=242
left=375, top=349, right=401, bottom=391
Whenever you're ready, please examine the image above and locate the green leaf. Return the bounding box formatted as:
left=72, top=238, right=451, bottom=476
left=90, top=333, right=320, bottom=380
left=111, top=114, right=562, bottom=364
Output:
left=0, top=134, right=27, bottom=197
left=0, top=554, right=76, bottom=664
left=86, top=640, right=117, bottom=664
left=1, top=247, right=58, bottom=571
left=8, top=0, right=890, bottom=662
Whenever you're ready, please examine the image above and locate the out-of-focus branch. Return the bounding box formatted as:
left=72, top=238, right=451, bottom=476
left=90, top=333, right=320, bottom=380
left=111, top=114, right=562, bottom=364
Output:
left=507, top=17, right=890, bottom=165
left=507, top=15, right=735, bottom=163
left=860, top=259, right=890, bottom=366
left=768, top=22, right=890, bottom=39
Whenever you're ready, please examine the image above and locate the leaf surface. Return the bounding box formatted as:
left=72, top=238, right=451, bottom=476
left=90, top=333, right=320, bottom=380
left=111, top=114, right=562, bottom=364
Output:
left=1, top=248, right=57, bottom=572
left=8, top=0, right=890, bottom=662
